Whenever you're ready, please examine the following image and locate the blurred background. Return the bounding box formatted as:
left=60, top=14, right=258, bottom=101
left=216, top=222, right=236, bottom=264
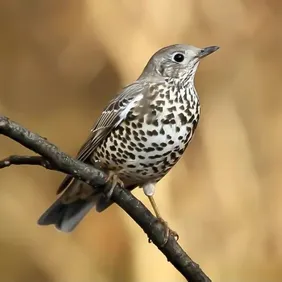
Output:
left=0, top=0, right=281, bottom=281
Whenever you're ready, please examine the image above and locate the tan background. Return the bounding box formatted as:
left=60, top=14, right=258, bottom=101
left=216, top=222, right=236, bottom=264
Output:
left=0, top=0, right=282, bottom=281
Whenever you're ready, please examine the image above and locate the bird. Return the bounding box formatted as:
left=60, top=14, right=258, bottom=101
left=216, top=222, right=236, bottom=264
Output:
left=38, top=44, right=219, bottom=242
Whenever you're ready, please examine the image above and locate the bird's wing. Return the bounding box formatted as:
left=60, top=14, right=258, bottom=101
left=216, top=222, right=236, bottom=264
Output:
left=57, top=82, right=147, bottom=194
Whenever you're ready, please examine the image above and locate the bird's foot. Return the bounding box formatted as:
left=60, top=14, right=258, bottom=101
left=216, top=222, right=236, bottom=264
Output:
left=105, top=171, right=124, bottom=199
left=148, top=217, right=179, bottom=246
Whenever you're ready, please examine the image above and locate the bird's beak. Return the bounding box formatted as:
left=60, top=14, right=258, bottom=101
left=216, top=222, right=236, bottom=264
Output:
left=198, top=46, right=220, bottom=59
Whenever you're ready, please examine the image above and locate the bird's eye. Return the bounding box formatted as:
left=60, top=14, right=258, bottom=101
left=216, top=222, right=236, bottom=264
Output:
left=173, top=53, right=185, bottom=63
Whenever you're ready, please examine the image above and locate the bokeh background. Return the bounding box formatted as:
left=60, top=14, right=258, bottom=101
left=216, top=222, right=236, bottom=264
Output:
left=0, top=0, right=282, bottom=281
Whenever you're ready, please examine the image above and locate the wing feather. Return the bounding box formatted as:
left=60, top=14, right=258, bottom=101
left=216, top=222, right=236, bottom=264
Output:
left=57, top=82, right=147, bottom=194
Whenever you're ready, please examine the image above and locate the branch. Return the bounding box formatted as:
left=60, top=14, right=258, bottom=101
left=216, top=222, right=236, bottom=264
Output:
left=0, top=115, right=211, bottom=282
left=0, top=155, right=52, bottom=169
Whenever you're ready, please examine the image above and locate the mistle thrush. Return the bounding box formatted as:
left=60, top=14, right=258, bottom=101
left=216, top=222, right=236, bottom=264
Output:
left=38, top=44, right=219, bottom=240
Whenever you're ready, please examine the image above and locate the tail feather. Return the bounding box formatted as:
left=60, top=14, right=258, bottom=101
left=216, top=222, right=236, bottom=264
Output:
left=38, top=195, right=97, bottom=232
left=38, top=181, right=137, bottom=232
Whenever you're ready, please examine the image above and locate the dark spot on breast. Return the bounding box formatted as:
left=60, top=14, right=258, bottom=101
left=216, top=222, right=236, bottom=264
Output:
left=121, top=143, right=126, bottom=149
left=149, top=154, right=162, bottom=159
left=141, top=136, right=147, bottom=142
left=170, top=152, right=177, bottom=160
left=127, top=145, right=134, bottom=151
left=179, top=148, right=185, bottom=155
left=156, top=100, right=165, bottom=106
left=146, top=130, right=156, bottom=136
left=134, top=135, right=141, bottom=142
left=138, top=142, right=145, bottom=148
left=166, top=112, right=175, bottom=121
left=176, top=126, right=180, bottom=132
left=125, top=127, right=131, bottom=135
left=168, top=140, right=174, bottom=145
left=178, top=136, right=183, bottom=140
left=144, top=147, right=155, bottom=152
left=152, top=120, right=158, bottom=126
left=160, top=142, right=167, bottom=147
left=152, top=166, right=159, bottom=173
left=109, top=145, right=116, bottom=151
left=160, top=127, right=165, bottom=135
left=139, top=130, right=145, bottom=136
left=166, top=134, right=171, bottom=139
left=138, top=155, right=145, bottom=159
left=130, top=141, right=137, bottom=147
left=127, top=164, right=136, bottom=168
left=137, top=122, right=143, bottom=128
left=118, top=127, right=125, bottom=134
left=111, top=153, right=117, bottom=159
left=156, top=106, right=163, bottom=113
left=132, top=123, right=137, bottom=129
left=178, top=113, right=188, bottom=125
left=136, top=147, right=142, bottom=152
left=118, top=148, right=123, bottom=153
left=156, top=159, right=164, bottom=165
left=168, top=106, right=176, bottom=112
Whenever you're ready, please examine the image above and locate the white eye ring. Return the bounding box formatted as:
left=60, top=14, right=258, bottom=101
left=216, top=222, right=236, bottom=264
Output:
left=173, top=53, right=185, bottom=63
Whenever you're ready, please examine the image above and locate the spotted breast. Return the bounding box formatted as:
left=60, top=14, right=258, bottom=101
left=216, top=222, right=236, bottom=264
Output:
left=93, top=78, right=200, bottom=187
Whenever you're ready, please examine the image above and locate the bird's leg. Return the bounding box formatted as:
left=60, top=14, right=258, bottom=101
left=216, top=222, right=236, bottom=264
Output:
left=105, top=170, right=124, bottom=199
left=143, top=183, right=179, bottom=246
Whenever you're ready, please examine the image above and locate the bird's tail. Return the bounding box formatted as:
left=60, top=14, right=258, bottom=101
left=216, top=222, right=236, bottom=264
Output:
left=37, top=196, right=96, bottom=233
left=37, top=180, right=113, bottom=232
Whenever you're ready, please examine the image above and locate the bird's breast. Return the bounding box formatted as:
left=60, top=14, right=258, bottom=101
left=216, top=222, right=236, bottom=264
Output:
left=93, top=83, right=200, bottom=185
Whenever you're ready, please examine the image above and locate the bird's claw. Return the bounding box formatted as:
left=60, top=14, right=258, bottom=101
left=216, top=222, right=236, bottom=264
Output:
left=147, top=218, right=179, bottom=246
left=105, top=171, right=124, bottom=199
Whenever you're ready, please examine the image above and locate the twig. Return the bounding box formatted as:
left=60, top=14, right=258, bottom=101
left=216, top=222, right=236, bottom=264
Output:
left=0, top=115, right=211, bottom=282
left=0, top=155, right=51, bottom=169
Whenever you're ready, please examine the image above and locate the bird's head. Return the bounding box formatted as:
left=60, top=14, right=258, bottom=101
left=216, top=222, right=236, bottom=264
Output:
left=140, top=44, right=219, bottom=84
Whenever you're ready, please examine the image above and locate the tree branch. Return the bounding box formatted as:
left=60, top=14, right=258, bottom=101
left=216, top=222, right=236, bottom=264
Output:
left=0, top=155, right=52, bottom=169
left=0, top=115, right=211, bottom=282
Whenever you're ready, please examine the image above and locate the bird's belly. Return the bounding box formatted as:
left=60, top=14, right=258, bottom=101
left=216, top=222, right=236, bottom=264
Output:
left=93, top=114, right=197, bottom=185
